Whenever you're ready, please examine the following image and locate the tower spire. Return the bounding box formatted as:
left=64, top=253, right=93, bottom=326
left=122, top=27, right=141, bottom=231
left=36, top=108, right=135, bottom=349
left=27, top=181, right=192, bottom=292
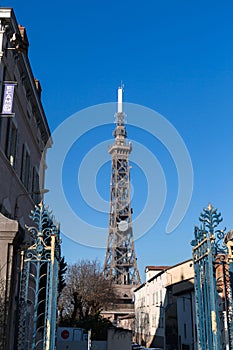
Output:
left=117, top=84, right=123, bottom=113
left=104, top=86, right=140, bottom=286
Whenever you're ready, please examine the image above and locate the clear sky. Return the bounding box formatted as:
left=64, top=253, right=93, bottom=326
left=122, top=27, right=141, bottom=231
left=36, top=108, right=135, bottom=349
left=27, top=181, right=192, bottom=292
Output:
left=4, top=0, right=233, bottom=281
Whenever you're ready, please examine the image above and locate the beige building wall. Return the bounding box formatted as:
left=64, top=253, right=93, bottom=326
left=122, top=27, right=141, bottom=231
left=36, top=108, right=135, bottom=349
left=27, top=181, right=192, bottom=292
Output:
left=134, top=259, right=195, bottom=349
left=165, top=259, right=194, bottom=287
left=134, top=269, right=167, bottom=348
left=145, top=265, right=170, bottom=282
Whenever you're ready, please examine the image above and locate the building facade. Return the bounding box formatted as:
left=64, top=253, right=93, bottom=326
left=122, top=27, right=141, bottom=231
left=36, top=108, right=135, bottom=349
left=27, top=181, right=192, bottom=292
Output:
left=134, top=267, right=168, bottom=348
left=134, top=259, right=196, bottom=350
left=0, top=8, right=51, bottom=349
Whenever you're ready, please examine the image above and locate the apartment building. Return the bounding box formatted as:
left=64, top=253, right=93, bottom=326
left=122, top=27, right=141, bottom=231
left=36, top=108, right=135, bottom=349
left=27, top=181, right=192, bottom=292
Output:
left=134, top=259, right=196, bottom=350
left=0, top=8, right=51, bottom=349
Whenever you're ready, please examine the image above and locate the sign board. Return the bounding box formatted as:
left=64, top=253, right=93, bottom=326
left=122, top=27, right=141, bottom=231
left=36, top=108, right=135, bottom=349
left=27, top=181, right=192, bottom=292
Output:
left=1, top=83, right=15, bottom=116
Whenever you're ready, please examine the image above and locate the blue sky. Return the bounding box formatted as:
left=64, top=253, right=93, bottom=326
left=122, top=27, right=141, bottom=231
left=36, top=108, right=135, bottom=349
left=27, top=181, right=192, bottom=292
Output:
left=5, top=0, right=233, bottom=281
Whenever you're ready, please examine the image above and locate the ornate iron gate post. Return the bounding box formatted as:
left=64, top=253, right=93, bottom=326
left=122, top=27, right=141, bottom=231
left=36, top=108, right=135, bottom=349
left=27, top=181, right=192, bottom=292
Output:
left=191, top=204, right=225, bottom=350
left=17, top=202, right=61, bottom=350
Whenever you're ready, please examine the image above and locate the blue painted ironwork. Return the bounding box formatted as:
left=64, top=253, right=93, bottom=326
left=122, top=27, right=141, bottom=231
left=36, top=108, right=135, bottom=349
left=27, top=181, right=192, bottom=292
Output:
left=17, top=202, right=61, bottom=350
left=191, top=204, right=224, bottom=350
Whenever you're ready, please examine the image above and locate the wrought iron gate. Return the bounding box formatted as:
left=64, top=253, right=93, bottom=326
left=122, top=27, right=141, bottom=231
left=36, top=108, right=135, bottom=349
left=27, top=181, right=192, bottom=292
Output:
left=191, top=204, right=233, bottom=350
left=17, top=202, right=61, bottom=350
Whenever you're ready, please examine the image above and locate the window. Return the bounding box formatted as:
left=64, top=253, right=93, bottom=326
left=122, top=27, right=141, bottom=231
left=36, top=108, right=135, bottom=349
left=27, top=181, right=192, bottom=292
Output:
left=21, top=144, right=31, bottom=190
left=184, top=323, right=187, bottom=339
left=147, top=293, right=149, bottom=306
left=183, top=297, right=186, bottom=312
left=5, top=119, right=18, bottom=168
left=152, top=292, right=155, bottom=305
left=152, top=313, right=156, bottom=327
left=160, top=290, right=163, bottom=304
left=31, top=167, right=40, bottom=203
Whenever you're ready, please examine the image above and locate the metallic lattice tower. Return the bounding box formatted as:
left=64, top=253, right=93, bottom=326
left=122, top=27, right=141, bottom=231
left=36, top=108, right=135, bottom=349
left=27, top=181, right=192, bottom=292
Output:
left=104, top=86, right=140, bottom=286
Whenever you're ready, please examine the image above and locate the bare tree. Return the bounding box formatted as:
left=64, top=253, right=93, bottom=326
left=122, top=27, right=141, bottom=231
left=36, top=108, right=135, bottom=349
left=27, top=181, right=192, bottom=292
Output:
left=58, top=259, right=116, bottom=325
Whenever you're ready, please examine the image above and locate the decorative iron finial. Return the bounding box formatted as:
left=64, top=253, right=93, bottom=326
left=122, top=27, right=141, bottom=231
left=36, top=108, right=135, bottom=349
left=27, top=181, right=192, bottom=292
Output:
left=192, top=204, right=226, bottom=253
left=208, top=203, right=213, bottom=211
left=199, top=203, right=223, bottom=234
